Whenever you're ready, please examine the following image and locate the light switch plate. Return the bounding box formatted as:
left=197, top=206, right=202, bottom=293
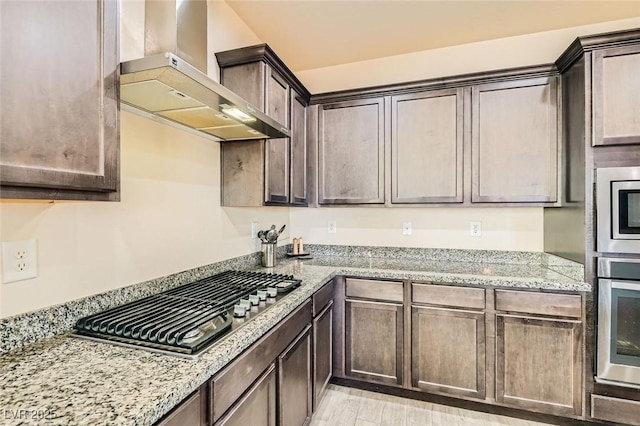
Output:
left=2, top=239, right=38, bottom=283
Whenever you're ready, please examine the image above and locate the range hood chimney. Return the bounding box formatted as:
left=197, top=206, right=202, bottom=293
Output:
left=119, top=0, right=289, bottom=141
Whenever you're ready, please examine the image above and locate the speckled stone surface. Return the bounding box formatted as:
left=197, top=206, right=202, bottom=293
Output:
left=303, top=244, right=544, bottom=264
left=541, top=252, right=585, bottom=281
left=0, top=246, right=588, bottom=426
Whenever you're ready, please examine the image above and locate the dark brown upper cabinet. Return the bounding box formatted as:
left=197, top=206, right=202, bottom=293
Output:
left=309, top=65, right=561, bottom=207
left=471, top=77, right=559, bottom=203
left=593, top=44, right=640, bottom=147
left=0, top=0, right=120, bottom=201
left=217, top=45, right=311, bottom=207
left=317, top=98, right=385, bottom=205
left=391, top=89, right=464, bottom=204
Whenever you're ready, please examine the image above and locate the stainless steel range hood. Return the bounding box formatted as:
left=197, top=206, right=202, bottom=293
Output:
left=119, top=0, right=289, bottom=141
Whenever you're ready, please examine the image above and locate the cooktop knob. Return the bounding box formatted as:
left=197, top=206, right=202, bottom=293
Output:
left=233, top=304, right=247, bottom=318
left=249, top=294, right=260, bottom=306
left=257, top=290, right=268, bottom=301
left=266, top=287, right=277, bottom=298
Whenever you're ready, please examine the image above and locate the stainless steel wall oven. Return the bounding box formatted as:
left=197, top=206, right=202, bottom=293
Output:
left=597, top=258, right=640, bottom=387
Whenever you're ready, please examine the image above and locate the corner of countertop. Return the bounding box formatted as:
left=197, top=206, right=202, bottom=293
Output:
left=541, top=252, right=585, bottom=282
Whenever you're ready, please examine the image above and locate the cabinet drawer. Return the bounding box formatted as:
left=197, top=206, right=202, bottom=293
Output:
left=215, top=364, right=276, bottom=426
left=495, top=290, right=581, bottom=318
left=346, top=278, right=403, bottom=302
left=210, top=300, right=312, bottom=422
left=592, top=395, right=640, bottom=426
left=412, top=283, right=485, bottom=309
left=156, top=388, right=203, bottom=426
left=313, top=281, right=334, bottom=317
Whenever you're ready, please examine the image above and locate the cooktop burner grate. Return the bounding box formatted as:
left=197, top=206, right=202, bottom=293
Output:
left=74, top=270, right=301, bottom=356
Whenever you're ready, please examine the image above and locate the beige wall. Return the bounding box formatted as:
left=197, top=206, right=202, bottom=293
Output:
left=290, top=207, right=543, bottom=251
left=0, top=0, right=286, bottom=318
left=296, top=17, right=640, bottom=93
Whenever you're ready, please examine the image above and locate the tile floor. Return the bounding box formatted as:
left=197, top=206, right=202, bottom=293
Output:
left=310, top=385, right=556, bottom=426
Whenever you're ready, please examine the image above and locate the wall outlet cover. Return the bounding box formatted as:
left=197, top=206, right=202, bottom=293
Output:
left=470, top=221, right=482, bottom=237
left=402, top=222, right=412, bottom=236
left=2, top=239, right=38, bottom=284
left=328, top=221, right=337, bottom=234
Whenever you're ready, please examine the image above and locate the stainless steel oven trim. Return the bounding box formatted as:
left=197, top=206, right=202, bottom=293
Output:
left=612, top=181, right=640, bottom=240
left=598, top=257, right=640, bottom=279
left=596, top=278, right=640, bottom=387
left=596, top=166, right=640, bottom=254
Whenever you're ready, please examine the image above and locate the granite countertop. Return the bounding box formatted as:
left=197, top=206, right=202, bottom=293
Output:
left=0, top=251, right=588, bottom=426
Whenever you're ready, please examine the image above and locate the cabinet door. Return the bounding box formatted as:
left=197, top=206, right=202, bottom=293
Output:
left=216, top=364, right=276, bottom=426
left=593, top=45, right=640, bottom=146
left=318, top=99, right=385, bottom=204
left=278, top=326, right=312, bottom=426
left=265, top=69, right=290, bottom=204
left=290, top=92, right=307, bottom=205
left=345, top=299, right=403, bottom=385
left=265, top=138, right=290, bottom=204
left=313, top=301, right=333, bottom=411
left=496, top=314, right=582, bottom=417
left=391, top=89, right=464, bottom=203
left=412, top=306, right=485, bottom=400
left=0, top=0, right=119, bottom=200
left=471, top=77, right=558, bottom=203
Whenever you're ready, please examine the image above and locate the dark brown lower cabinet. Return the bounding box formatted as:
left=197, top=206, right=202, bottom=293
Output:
left=591, top=395, right=640, bottom=426
left=411, top=306, right=485, bottom=400
left=336, top=280, right=586, bottom=422
left=278, top=326, right=312, bottom=426
left=345, top=299, right=403, bottom=385
left=155, top=386, right=206, bottom=426
left=215, top=364, right=276, bottom=426
left=209, top=301, right=312, bottom=425
left=313, top=301, right=333, bottom=410
left=496, top=314, right=583, bottom=417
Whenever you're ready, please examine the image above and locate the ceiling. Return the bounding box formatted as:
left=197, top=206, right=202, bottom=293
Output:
left=225, top=0, right=640, bottom=72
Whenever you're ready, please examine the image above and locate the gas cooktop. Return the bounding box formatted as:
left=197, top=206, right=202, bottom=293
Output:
left=73, top=270, right=301, bottom=359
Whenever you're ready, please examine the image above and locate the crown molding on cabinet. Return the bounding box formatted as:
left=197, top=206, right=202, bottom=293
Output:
left=556, top=28, right=640, bottom=73
left=309, top=64, right=558, bottom=105
left=216, top=43, right=311, bottom=103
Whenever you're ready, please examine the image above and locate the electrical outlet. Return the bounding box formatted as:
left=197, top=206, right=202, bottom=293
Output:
left=251, top=221, right=259, bottom=239
left=470, top=221, right=482, bottom=237
left=2, top=239, right=38, bottom=283
left=327, top=220, right=337, bottom=234
left=402, top=222, right=412, bottom=236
